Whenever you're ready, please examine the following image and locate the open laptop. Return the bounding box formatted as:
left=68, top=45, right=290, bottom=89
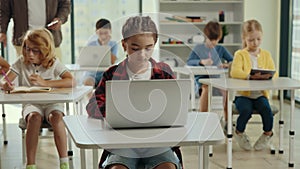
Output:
left=77, top=46, right=111, bottom=67
left=105, top=79, right=191, bottom=129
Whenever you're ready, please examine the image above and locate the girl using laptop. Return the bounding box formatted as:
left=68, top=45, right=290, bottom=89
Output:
left=86, top=16, right=183, bottom=169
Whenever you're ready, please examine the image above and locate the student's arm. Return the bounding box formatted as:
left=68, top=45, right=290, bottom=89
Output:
left=187, top=46, right=202, bottom=66
left=110, top=41, right=118, bottom=64
left=217, top=46, right=233, bottom=68
left=230, top=51, right=250, bottom=79
left=111, top=54, right=117, bottom=64
left=29, top=71, right=75, bottom=88
left=221, top=46, right=233, bottom=62
left=0, top=69, right=17, bottom=91
left=86, top=70, right=109, bottom=119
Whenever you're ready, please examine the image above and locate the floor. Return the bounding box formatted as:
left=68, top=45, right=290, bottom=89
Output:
left=1, top=98, right=300, bottom=169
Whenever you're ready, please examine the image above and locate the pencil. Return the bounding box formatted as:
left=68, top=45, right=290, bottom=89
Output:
left=1, top=69, right=13, bottom=86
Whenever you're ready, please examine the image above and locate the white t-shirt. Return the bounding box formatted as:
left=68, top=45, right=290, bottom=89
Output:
left=28, top=0, right=46, bottom=29
left=11, top=57, right=68, bottom=86
left=126, top=61, right=152, bottom=80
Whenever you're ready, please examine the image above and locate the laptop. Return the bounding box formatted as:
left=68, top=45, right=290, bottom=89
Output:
left=77, top=46, right=111, bottom=67
left=105, top=79, right=191, bottom=129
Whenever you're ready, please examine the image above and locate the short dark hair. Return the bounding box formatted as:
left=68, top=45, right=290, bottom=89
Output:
left=204, top=21, right=222, bottom=40
left=95, top=18, right=111, bottom=30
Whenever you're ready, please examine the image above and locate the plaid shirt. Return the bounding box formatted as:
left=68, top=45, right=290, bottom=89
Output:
left=86, top=57, right=175, bottom=119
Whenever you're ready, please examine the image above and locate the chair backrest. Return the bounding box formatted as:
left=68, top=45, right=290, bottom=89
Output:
left=227, top=62, right=232, bottom=78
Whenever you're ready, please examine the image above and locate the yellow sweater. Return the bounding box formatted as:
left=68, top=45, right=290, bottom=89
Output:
left=230, top=48, right=278, bottom=98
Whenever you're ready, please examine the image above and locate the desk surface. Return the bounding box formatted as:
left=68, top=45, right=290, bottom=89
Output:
left=0, top=86, right=93, bottom=104
left=65, top=64, right=108, bottom=72
left=199, top=77, right=300, bottom=91
left=173, top=66, right=227, bottom=76
left=64, top=112, right=225, bottom=149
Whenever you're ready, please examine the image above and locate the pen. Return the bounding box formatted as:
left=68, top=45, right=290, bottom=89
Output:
left=1, top=69, right=12, bottom=86
left=208, top=51, right=212, bottom=59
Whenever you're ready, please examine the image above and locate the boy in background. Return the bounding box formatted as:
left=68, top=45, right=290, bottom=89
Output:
left=83, top=18, right=118, bottom=88
left=187, top=21, right=233, bottom=122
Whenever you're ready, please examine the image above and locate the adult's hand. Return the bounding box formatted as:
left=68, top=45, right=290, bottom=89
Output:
left=47, top=18, right=62, bottom=30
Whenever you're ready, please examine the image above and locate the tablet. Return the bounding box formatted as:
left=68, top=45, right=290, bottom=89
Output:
left=250, top=68, right=275, bottom=79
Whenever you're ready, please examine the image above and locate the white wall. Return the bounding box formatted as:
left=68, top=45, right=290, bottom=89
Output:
left=244, top=0, right=281, bottom=69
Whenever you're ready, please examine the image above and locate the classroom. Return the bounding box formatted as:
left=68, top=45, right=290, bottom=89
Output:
left=0, top=0, right=300, bottom=169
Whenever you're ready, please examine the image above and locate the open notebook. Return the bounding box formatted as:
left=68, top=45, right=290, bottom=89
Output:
left=10, top=86, right=52, bottom=93
left=105, top=79, right=191, bottom=129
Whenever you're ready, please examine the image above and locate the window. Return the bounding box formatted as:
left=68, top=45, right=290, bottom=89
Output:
left=291, top=0, right=300, bottom=101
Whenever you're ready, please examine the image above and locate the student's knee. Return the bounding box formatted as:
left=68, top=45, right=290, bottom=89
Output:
left=108, top=164, right=128, bottom=169
left=154, top=162, right=176, bottom=169
left=202, top=84, right=208, bottom=90
left=26, top=112, right=42, bottom=124
left=48, top=111, right=63, bottom=125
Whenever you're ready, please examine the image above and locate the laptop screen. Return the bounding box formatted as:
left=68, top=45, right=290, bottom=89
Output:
left=77, top=46, right=111, bottom=67
left=105, top=79, right=191, bottom=129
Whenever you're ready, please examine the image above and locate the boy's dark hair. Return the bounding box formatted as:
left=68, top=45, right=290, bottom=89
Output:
left=204, top=21, right=222, bottom=40
left=96, top=18, right=111, bottom=30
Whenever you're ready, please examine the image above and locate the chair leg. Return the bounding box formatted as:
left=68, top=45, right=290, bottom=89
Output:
left=68, top=135, right=73, bottom=157
left=22, top=129, right=26, bottom=164
left=2, top=104, right=8, bottom=145
left=270, top=140, right=276, bottom=154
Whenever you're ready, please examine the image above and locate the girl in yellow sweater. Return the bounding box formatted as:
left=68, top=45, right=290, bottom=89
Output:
left=230, top=19, right=277, bottom=151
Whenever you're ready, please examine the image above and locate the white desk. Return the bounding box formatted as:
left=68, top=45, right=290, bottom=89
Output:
left=173, top=66, right=227, bottom=110
left=63, top=112, right=225, bottom=169
left=0, top=86, right=93, bottom=147
left=200, top=77, right=300, bottom=168
left=65, top=64, right=108, bottom=72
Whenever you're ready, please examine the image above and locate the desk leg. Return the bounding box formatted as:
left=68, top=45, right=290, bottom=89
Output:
left=92, top=149, right=98, bottom=169
left=227, top=91, right=233, bottom=169
left=66, top=103, right=73, bottom=156
left=288, top=90, right=295, bottom=167
left=199, top=145, right=209, bottom=169
left=198, top=145, right=204, bottom=169
left=279, top=90, right=284, bottom=154
left=190, top=73, right=196, bottom=111
left=207, top=85, right=213, bottom=156
left=80, top=149, right=86, bottom=169
left=1, top=104, right=8, bottom=145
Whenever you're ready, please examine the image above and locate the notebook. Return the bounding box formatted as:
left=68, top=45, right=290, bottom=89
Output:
left=105, top=79, right=191, bottom=129
left=77, top=46, right=111, bottom=67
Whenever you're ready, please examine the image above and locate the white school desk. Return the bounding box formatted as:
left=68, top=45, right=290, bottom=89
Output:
left=63, top=112, right=225, bottom=169
left=200, top=77, right=300, bottom=168
left=0, top=86, right=92, bottom=146
left=65, top=64, right=109, bottom=72
left=173, top=66, right=227, bottom=110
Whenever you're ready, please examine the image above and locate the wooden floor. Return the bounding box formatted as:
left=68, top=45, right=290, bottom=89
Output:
left=1, top=98, right=300, bottom=169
